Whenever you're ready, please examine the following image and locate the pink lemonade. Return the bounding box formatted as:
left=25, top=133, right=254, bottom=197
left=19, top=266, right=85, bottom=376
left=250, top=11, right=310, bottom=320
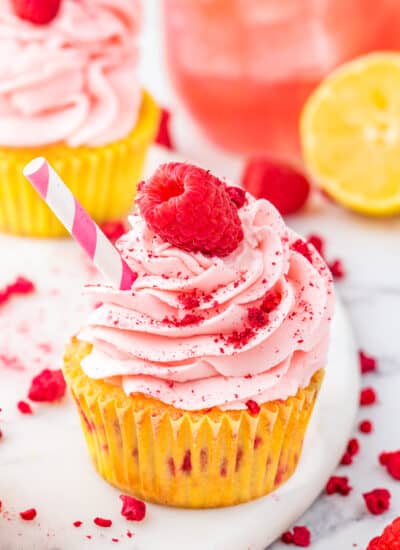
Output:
left=164, top=0, right=400, bottom=162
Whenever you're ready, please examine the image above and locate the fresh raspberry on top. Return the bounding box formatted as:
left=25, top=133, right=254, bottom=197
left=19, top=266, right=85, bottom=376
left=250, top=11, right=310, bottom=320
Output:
left=137, top=163, right=244, bottom=257
left=242, top=158, right=310, bottom=215
left=12, top=0, right=62, bottom=25
left=367, top=517, right=400, bottom=549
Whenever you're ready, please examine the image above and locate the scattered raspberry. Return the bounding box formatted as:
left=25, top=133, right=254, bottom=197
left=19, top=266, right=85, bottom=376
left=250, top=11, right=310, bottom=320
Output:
left=367, top=517, right=400, bottom=549
left=360, top=387, right=377, bottom=406
left=12, top=0, right=62, bottom=25
left=120, top=495, right=146, bottom=522
left=17, top=400, right=33, bottom=414
left=242, top=158, right=310, bottom=215
left=359, top=351, right=378, bottom=374
left=347, top=438, right=360, bottom=456
left=94, top=517, right=112, bottom=528
left=329, top=259, right=345, bottom=279
left=363, top=489, right=391, bottom=515
left=0, top=276, right=35, bottom=308
left=307, top=234, right=325, bottom=257
left=281, top=531, right=294, bottom=544
left=73, top=521, right=83, bottom=528
left=247, top=307, right=268, bottom=328
left=20, top=508, right=37, bottom=521
left=359, top=420, right=373, bottom=434
left=246, top=400, right=260, bottom=415
left=155, top=108, right=173, bottom=149
left=137, top=163, right=243, bottom=257
left=379, top=451, right=400, bottom=480
left=100, top=220, right=126, bottom=243
left=28, top=369, right=66, bottom=402
left=340, top=452, right=353, bottom=466
left=291, top=239, right=313, bottom=263
left=326, top=476, right=352, bottom=496
left=226, top=186, right=247, bottom=208
left=281, top=526, right=311, bottom=547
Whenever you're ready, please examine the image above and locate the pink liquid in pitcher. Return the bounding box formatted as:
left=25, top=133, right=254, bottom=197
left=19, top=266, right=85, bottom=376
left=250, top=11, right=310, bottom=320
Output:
left=164, top=0, right=400, bottom=162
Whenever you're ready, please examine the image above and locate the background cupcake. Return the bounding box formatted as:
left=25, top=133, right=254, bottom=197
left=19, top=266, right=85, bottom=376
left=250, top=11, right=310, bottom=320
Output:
left=0, top=0, right=159, bottom=236
left=63, top=163, right=334, bottom=508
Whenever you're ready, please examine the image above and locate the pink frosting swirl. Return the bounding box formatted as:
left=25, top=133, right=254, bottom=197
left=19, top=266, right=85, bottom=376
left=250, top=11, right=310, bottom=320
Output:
left=0, top=0, right=141, bottom=147
left=79, top=194, right=334, bottom=410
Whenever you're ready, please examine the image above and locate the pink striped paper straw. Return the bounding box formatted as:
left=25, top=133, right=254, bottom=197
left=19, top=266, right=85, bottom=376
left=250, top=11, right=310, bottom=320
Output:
left=23, top=157, right=137, bottom=291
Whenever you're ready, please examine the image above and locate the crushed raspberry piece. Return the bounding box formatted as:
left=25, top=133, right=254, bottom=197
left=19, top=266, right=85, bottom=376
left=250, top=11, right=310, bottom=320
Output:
left=293, top=526, right=311, bottom=547
left=137, top=163, right=243, bottom=257
left=340, top=452, right=353, bottom=466
left=100, top=220, right=126, bottom=243
left=291, top=239, right=313, bottom=263
left=164, top=314, right=203, bottom=327
left=367, top=516, right=400, bottom=550
left=379, top=451, right=400, bottom=480
left=281, top=531, right=294, bottom=544
left=94, top=517, right=112, bottom=528
left=178, top=291, right=200, bottom=310
left=12, top=0, right=62, bottom=24
left=226, top=328, right=254, bottom=348
left=261, top=290, right=281, bottom=313
left=359, top=351, right=378, bottom=374
left=360, top=387, right=377, bottom=406
left=326, top=476, right=352, bottom=496
left=347, top=438, right=360, bottom=456
left=242, top=158, right=310, bottom=215
left=28, top=369, right=66, bottom=402
left=17, top=400, right=33, bottom=414
left=359, top=420, right=373, bottom=433
left=247, top=307, right=268, bottom=328
left=363, top=489, right=391, bottom=515
left=329, top=259, right=345, bottom=279
left=20, top=508, right=37, bottom=521
left=226, top=186, right=247, bottom=208
left=155, top=108, right=174, bottom=150
left=73, top=521, right=82, bottom=528
left=120, top=495, right=146, bottom=522
left=246, top=400, right=260, bottom=415
left=307, top=234, right=325, bottom=257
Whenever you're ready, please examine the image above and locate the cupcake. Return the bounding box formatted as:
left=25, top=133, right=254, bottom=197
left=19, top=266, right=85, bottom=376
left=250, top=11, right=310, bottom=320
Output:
left=0, top=0, right=159, bottom=236
left=63, top=163, right=334, bottom=508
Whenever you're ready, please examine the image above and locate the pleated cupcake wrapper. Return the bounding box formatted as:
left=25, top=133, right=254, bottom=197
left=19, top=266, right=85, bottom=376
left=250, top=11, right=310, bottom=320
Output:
left=0, top=91, right=159, bottom=237
left=64, top=339, right=324, bottom=508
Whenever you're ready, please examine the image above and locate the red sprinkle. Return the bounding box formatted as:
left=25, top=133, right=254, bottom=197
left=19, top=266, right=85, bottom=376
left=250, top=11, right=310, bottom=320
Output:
left=28, top=369, right=66, bottom=402
left=73, top=521, right=83, bottom=528
left=17, top=400, right=33, bottom=414
left=155, top=108, right=174, bottom=150
left=20, top=508, right=37, bottom=521
left=246, top=400, right=261, bottom=415
left=94, top=517, right=112, bottom=528
left=363, top=488, right=391, bottom=515
left=329, top=259, right=345, bottom=279
left=359, top=420, right=373, bottom=434
left=120, top=495, right=146, bottom=522
left=360, top=387, right=377, bottom=406
left=326, top=476, right=352, bottom=496
left=100, top=221, right=126, bottom=243
left=359, top=351, right=378, bottom=374
left=379, top=451, right=400, bottom=480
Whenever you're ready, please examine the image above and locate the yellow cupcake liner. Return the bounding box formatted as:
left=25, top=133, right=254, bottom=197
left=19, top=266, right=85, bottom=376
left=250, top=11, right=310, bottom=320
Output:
left=0, top=91, right=159, bottom=237
left=63, top=338, right=324, bottom=508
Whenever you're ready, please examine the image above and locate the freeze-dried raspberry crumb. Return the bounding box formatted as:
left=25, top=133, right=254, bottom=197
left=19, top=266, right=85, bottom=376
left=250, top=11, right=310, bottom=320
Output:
left=17, top=400, right=33, bottom=414
left=329, top=259, right=345, bottom=279
left=347, top=438, right=360, bottom=456
left=291, top=239, right=313, bottom=263
left=247, top=307, right=268, bottom=328
left=340, top=452, right=353, bottom=466
left=164, top=314, right=203, bottom=327
left=379, top=451, right=400, bottom=480
left=94, top=517, right=112, bottom=528
left=226, top=186, right=247, bottom=208
left=20, top=508, right=37, bottom=521
left=307, top=234, right=325, bottom=257
left=242, top=158, right=310, bottom=215
left=360, top=387, right=377, bottom=406
left=359, top=351, right=378, bottom=374
left=246, top=400, right=260, bottom=415
left=226, top=328, right=254, bottom=348
left=359, top=420, right=373, bottom=434
left=363, top=489, right=391, bottom=515
left=155, top=108, right=174, bottom=150
left=326, top=476, right=352, bottom=496
left=178, top=291, right=200, bottom=310
left=120, top=495, right=146, bottom=521
left=366, top=516, right=400, bottom=550
left=281, top=531, right=294, bottom=544
left=137, top=163, right=243, bottom=257
left=73, top=521, right=82, bottom=528
left=100, top=220, right=126, bottom=243
left=261, top=290, right=281, bottom=313
left=281, top=526, right=311, bottom=546
left=28, top=369, right=66, bottom=402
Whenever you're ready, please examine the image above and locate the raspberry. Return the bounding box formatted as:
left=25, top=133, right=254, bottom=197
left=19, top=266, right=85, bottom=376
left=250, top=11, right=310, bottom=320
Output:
left=20, top=508, right=37, bottom=521
left=326, top=476, right=352, bottom=496
left=242, top=158, right=310, bottom=215
left=28, top=369, right=66, bottom=402
left=17, top=400, right=33, bottom=414
left=360, top=387, right=377, bottom=406
left=120, top=495, right=146, bottom=521
left=359, top=420, right=373, bottom=433
left=100, top=220, right=126, bottom=243
left=155, top=108, right=174, bottom=150
left=363, top=489, right=391, bottom=515
left=12, top=0, right=62, bottom=25
left=94, top=517, right=112, bottom=528
left=137, top=163, right=243, bottom=257
left=359, top=351, right=378, bottom=374
left=226, top=186, right=247, bottom=208
left=246, top=400, right=260, bottom=415
left=367, top=517, right=400, bottom=550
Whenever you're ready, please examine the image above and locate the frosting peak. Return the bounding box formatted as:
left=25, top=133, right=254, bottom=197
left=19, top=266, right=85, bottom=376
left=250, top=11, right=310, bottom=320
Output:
left=79, top=192, right=334, bottom=410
